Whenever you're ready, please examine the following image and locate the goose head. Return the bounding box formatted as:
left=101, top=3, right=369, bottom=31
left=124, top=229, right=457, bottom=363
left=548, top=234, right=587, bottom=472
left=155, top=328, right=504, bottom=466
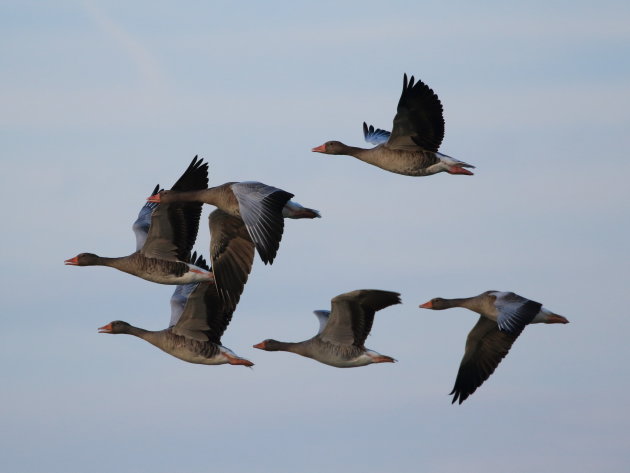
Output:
left=312, top=141, right=350, bottom=155
left=419, top=297, right=450, bottom=310
left=64, top=253, right=99, bottom=266
left=98, top=321, right=132, bottom=334
left=252, top=339, right=284, bottom=351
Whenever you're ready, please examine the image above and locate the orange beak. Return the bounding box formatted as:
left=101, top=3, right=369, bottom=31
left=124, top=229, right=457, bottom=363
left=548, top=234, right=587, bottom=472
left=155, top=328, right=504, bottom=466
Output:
left=147, top=193, right=161, bottom=203
left=64, top=256, right=79, bottom=265
left=252, top=342, right=266, bottom=350
left=419, top=301, right=433, bottom=309
left=312, top=144, right=326, bottom=153
left=98, top=323, right=113, bottom=333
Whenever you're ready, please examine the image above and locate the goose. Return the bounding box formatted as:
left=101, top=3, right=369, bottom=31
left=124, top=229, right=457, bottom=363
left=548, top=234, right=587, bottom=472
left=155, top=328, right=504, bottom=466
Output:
left=419, top=290, right=569, bottom=404
left=65, top=156, right=213, bottom=285
left=253, top=289, right=401, bottom=367
left=147, top=181, right=320, bottom=265
left=98, top=252, right=253, bottom=366
left=312, top=74, right=475, bottom=177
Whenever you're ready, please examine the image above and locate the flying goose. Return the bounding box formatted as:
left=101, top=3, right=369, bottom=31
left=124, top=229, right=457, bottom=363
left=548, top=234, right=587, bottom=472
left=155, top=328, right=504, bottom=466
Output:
left=148, top=181, right=320, bottom=265
left=65, top=157, right=213, bottom=285
left=254, top=289, right=401, bottom=367
left=419, top=290, right=569, bottom=404
left=98, top=253, right=253, bottom=366
left=312, top=74, right=475, bottom=177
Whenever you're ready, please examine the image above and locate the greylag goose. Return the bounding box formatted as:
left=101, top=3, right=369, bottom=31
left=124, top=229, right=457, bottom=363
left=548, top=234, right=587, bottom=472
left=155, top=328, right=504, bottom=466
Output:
left=419, top=291, right=569, bottom=404
left=98, top=253, right=253, bottom=366
left=147, top=181, right=320, bottom=265
left=65, top=156, right=213, bottom=285
left=253, top=289, right=401, bottom=367
left=312, top=74, right=475, bottom=176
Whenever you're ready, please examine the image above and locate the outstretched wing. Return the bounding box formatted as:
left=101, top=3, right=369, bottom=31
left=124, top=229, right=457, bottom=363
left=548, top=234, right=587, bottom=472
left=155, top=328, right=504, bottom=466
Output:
left=387, top=74, right=445, bottom=152
left=320, top=289, right=401, bottom=347
left=142, top=156, right=209, bottom=261
left=450, top=316, right=521, bottom=404
left=231, top=181, right=293, bottom=265
left=209, top=209, right=256, bottom=312
left=170, top=252, right=234, bottom=343
left=493, top=292, right=542, bottom=336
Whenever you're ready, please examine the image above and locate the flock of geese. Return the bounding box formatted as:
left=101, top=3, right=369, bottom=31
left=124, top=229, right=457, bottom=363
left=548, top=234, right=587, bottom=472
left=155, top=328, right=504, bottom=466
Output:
left=65, top=74, right=569, bottom=404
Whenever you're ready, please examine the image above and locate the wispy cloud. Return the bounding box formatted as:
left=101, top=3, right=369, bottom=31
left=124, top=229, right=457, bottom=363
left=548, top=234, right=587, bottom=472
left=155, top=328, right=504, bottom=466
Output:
left=81, top=1, right=165, bottom=94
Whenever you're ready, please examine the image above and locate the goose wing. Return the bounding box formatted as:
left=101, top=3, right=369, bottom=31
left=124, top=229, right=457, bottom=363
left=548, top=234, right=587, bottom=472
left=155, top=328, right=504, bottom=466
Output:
left=492, top=291, right=542, bottom=336
left=313, top=310, right=331, bottom=334
left=231, top=181, right=293, bottom=265
left=209, top=209, right=255, bottom=312
left=387, top=74, right=445, bottom=152
left=450, top=316, right=523, bottom=404
left=142, top=156, right=208, bottom=261
left=362, top=122, right=391, bottom=145
left=132, top=184, right=160, bottom=251
left=319, top=289, right=401, bottom=347
left=170, top=253, right=233, bottom=343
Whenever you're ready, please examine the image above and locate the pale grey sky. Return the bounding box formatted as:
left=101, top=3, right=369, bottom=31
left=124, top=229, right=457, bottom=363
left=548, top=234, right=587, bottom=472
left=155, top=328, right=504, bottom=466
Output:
left=2, top=1, right=630, bottom=472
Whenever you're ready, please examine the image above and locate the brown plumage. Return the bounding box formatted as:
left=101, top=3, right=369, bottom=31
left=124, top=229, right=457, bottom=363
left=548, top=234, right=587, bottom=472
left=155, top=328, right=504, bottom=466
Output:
left=420, top=291, right=569, bottom=404
left=208, top=209, right=256, bottom=312
left=98, top=253, right=253, bottom=366
left=312, top=74, right=475, bottom=176
left=254, top=289, right=401, bottom=368
left=65, top=157, right=213, bottom=285
left=149, top=181, right=320, bottom=266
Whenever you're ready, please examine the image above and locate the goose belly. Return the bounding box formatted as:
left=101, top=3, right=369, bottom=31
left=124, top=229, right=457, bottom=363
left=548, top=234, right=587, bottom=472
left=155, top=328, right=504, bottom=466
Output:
left=362, top=149, right=438, bottom=176
left=170, top=351, right=229, bottom=365
left=304, top=343, right=373, bottom=368
left=157, top=341, right=226, bottom=365
left=318, top=353, right=376, bottom=368
left=138, top=271, right=212, bottom=285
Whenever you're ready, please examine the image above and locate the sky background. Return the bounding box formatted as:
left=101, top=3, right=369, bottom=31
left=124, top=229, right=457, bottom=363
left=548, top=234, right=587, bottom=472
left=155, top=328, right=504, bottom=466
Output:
left=2, top=1, right=630, bottom=472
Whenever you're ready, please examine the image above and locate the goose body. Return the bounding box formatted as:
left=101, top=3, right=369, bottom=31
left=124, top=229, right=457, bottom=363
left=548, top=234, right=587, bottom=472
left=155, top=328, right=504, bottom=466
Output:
left=65, top=157, right=213, bottom=285
left=99, top=323, right=247, bottom=365
left=312, top=74, right=475, bottom=177
left=149, top=181, right=320, bottom=266
left=98, top=253, right=252, bottom=366
left=420, top=290, right=569, bottom=404
left=66, top=251, right=213, bottom=285
left=254, top=289, right=401, bottom=368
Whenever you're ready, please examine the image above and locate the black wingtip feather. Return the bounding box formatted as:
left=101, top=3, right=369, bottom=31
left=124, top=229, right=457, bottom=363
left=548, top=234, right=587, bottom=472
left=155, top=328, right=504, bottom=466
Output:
left=187, top=251, right=210, bottom=271
left=251, top=189, right=293, bottom=265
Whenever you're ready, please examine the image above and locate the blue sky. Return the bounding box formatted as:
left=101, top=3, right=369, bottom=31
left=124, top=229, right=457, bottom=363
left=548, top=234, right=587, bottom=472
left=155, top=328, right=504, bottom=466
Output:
left=2, top=1, right=630, bottom=472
